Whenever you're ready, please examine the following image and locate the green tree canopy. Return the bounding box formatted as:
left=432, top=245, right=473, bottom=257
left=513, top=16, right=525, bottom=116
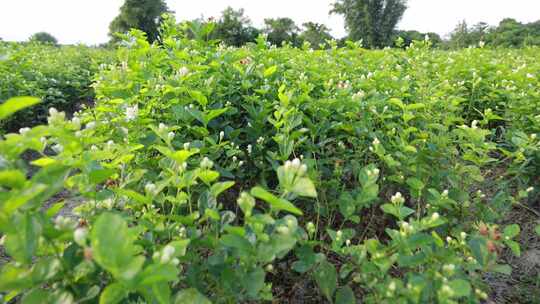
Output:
left=299, top=22, right=334, bottom=49
left=213, top=7, right=260, bottom=46
left=331, top=0, right=408, bottom=48
left=29, top=32, right=58, bottom=45
left=263, top=18, right=300, bottom=46
left=109, top=0, right=170, bottom=43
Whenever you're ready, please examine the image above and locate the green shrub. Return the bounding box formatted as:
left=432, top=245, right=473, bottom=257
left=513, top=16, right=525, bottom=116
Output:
left=0, top=19, right=538, bottom=303
left=0, top=42, right=113, bottom=133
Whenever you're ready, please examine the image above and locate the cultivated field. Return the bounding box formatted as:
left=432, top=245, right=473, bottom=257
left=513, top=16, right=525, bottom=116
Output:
left=0, top=25, right=539, bottom=303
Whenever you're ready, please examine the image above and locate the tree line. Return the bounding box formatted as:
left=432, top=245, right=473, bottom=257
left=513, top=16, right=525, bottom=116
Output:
left=19, top=0, right=540, bottom=49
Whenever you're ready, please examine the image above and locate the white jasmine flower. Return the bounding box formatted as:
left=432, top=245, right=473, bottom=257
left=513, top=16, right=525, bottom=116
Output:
left=167, top=132, right=175, bottom=140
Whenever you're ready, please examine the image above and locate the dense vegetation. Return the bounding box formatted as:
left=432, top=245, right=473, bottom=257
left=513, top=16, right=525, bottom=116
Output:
left=0, top=18, right=539, bottom=303
left=0, top=42, right=112, bottom=132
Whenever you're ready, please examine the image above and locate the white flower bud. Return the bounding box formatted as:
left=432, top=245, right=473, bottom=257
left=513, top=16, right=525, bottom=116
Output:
left=145, top=183, right=157, bottom=194
left=73, top=228, right=88, bottom=246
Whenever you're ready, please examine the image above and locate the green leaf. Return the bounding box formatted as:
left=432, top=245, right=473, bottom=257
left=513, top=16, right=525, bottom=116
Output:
left=22, top=289, right=51, bottom=304
left=171, top=149, right=198, bottom=163
left=388, top=98, right=405, bottom=109
left=313, top=260, right=337, bottom=302
left=0, top=170, right=26, bottom=189
left=90, top=213, right=144, bottom=281
left=174, top=288, right=211, bottom=304
left=31, top=157, right=57, bottom=167
left=503, top=224, right=520, bottom=239
left=535, top=225, right=540, bottom=236
left=89, top=168, right=115, bottom=184
left=198, top=170, right=219, bottom=185
left=251, top=186, right=303, bottom=215
left=0, top=264, right=32, bottom=291
left=189, top=91, right=208, bottom=107
left=244, top=267, right=265, bottom=298
left=505, top=240, right=521, bottom=257
left=210, top=181, right=235, bottom=197
left=5, top=214, right=42, bottom=264
left=138, top=264, right=179, bottom=286
left=291, top=177, right=317, bottom=198
left=468, top=237, right=488, bottom=267
left=491, top=264, right=512, bottom=275
left=0, top=97, right=41, bottom=120
left=220, top=233, right=253, bottom=252
left=335, top=286, right=355, bottom=304
left=100, top=283, right=127, bottom=304
left=264, top=65, right=278, bottom=77
left=449, top=279, right=471, bottom=298
left=203, top=108, right=228, bottom=125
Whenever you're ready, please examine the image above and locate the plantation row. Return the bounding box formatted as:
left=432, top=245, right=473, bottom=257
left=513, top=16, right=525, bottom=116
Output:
left=0, top=42, right=112, bottom=132
left=0, top=19, right=539, bottom=303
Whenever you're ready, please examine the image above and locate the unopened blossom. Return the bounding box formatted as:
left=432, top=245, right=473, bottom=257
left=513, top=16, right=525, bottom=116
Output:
left=19, top=127, right=30, bottom=135
left=200, top=157, right=214, bottom=169
left=125, top=105, right=138, bottom=121
left=167, top=132, right=175, bottom=141
left=145, top=183, right=157, bottom=194
left=391, top=192, right=405, bottom=204
left=74, top=228, right=88, bottom=246
left=178, top=66, right=189, bottom=77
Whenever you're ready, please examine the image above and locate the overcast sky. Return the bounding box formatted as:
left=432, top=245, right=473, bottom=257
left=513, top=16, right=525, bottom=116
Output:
left=1, top=0, right=539, bottom=45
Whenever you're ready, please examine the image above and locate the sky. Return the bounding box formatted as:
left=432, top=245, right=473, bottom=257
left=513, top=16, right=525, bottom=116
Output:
left=1, top=0, right=539, bottom=45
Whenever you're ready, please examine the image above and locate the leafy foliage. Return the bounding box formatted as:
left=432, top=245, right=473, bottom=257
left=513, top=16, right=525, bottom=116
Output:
left=0, top=18, right=539, bottom=303
left=109, top=0, right=170, bottom=43
left=28, top=32, right=58, bottom=45
left=263, top=18, right=300, bottom=47
left=0, top=42, right=112, bottom=132
left=212, top=7, right=260, bottom=47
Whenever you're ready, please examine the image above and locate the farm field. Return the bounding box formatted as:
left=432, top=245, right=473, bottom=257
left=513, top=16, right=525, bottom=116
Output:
left=1, top=22, right=540, bottom=304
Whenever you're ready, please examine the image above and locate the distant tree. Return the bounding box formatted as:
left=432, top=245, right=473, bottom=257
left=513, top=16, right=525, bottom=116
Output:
left=448, top=20, right=471, bottom=48
left=213, top=7, right=259, bottom=46
left=109, top=0, right=170, bottom=43
left=299, top=22, right=333, bottom=49
left=29, top=32, right=58, bottom=45
left=331, top=0, right=408, bottom=48
left=263, top=18, right=300, bottom=46
left=486, top=18, right=529, bottom=47
left=393, top=30, right=442, bottom=47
